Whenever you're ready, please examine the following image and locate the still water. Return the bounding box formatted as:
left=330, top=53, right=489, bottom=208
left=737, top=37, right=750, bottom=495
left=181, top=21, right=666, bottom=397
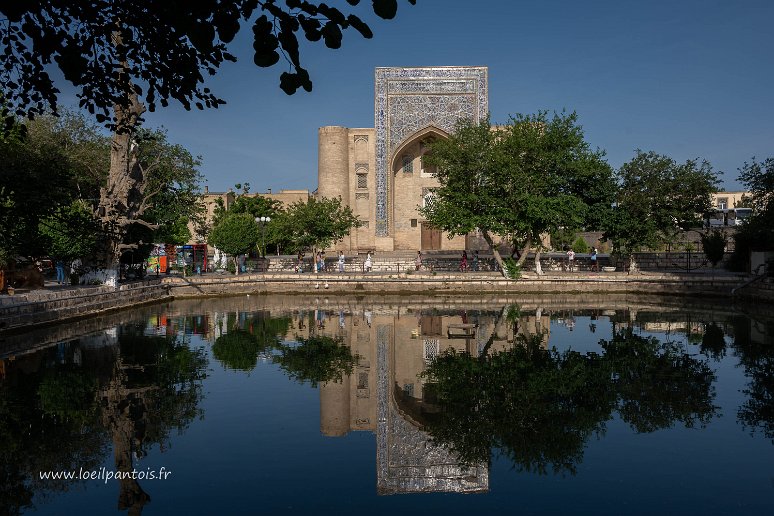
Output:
left=1, top=294, right=773, bottom=515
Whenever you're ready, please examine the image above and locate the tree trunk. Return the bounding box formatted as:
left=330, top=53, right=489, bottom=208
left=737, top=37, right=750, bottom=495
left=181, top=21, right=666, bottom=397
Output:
left=534, top=247, right=544, bottom=276
left=628, top=253, right=640, bottom=275
left=515, top=236, right=532, bottom=267
left=481, top=230, right=507, bottom=278
left=96, top=91, right=149, bottom=282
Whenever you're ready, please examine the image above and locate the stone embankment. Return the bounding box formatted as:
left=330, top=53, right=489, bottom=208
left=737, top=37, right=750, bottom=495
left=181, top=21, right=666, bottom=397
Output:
left=0, top=280, right=170, bottom=332
left=0, top=270, right=768, bottom=333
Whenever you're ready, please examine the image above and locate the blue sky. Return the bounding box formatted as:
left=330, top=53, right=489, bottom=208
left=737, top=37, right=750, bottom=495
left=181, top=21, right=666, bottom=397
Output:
left=129, top=0, right=774, bottom=193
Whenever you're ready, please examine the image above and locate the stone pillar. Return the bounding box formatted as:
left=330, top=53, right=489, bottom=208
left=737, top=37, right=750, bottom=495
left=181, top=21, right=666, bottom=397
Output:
left=318, top=126, right=350, bottom=203
left=320, top=378, right=351, bottom=437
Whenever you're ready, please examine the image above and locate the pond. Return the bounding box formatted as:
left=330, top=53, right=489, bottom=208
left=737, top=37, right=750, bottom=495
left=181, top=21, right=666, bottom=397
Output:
left=1, top=294, right=773, bottom=515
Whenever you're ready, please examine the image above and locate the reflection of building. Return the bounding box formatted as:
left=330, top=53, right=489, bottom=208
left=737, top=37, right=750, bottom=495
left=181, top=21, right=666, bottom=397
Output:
left=317, top=308, right=549, bottom=494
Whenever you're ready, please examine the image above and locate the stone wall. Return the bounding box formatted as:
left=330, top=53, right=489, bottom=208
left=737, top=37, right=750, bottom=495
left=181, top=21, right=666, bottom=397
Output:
left=0, top=280, right=170, bottom=332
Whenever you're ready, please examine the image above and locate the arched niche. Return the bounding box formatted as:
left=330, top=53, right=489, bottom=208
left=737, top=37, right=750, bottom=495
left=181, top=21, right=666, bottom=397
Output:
left=390, top=125, right=450, bottom=175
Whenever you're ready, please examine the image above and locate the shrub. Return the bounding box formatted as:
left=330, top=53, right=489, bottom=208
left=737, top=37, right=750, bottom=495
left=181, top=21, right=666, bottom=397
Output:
left=503, top=257, right=522, bottom=279
left=572, top=237, right=589, bottom=254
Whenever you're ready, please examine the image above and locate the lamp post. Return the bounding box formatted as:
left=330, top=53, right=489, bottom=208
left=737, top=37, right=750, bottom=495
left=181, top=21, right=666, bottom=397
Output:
left=256, top=216, right=271, bottom=258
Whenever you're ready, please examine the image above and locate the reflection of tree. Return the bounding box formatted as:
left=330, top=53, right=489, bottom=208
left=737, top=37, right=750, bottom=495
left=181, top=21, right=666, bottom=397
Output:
left=212, top=314, right=290, bottom=372
left=731, top=317, right=774, bottom=443
left=210, top=313, right=356, bottom=387
left=102, top=329, right=208, bottom=514
left=421, top=334, right=613, bottom=474
left=700, top=322, right=727, bottom=361
left=602, top=330, right=716, bottom=433
left=0, top=351, right=110, bottom=515
left=421, top=329, right=717, bottom=474
left=274, top=335, right=356, bottom=387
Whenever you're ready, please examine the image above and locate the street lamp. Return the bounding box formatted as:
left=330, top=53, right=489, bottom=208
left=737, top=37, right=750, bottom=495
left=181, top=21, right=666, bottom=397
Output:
left=256, top=216, right=271, bottom=258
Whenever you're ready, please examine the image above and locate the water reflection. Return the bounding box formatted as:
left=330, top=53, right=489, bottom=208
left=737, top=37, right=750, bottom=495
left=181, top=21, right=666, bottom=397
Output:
left=1, top=295, right=773, bottom=511
left=0, top=327, right=207, bottom=515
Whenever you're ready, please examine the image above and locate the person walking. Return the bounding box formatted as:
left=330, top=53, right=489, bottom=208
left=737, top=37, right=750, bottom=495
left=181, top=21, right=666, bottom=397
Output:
left=415, top=251, right=422, bottom=271
left=338, top=251, right=346, bottom=273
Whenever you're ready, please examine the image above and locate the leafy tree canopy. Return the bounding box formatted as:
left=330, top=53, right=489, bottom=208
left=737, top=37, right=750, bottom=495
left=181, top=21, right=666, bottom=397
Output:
left=271, top=196, right=360, bottom=253
left=208, top=212, right=260, bottom=273
left=1, top=0, right=416, bottom=131
left=733, top=157, right=774, bottom=254
left=38, top=200, right=101, bottom=261
left=421, top=111, right=614, bottom=272
left=603, top=150, right=719, bottom=256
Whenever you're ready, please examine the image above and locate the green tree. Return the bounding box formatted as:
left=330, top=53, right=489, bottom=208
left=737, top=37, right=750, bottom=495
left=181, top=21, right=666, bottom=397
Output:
left=700, top=229, right=727, bottom=268
left=603, top=150, right=719, bottom=272
left=208, top=213, right=260, bottom=274
left=38, top=200, right=101, bottom=263
left=271, top=196, right=360, bottom=256
left=421, top=112, right=615, bottom=276
left=731, top=158, right=774, bottom=268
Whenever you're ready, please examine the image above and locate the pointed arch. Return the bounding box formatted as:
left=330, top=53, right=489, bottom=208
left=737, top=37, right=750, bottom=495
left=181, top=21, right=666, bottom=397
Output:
left=390, top=125, right=450, bottom=173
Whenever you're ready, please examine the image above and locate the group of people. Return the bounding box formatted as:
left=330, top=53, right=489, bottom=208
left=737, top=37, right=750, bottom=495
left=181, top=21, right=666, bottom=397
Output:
left=52, top=258, right=82, bottom=285
left=566, top=247, right=599, bottom=272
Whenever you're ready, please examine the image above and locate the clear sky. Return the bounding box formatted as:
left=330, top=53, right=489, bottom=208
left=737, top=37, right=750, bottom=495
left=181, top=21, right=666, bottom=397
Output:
left=128, top=0, right=773, bottom=193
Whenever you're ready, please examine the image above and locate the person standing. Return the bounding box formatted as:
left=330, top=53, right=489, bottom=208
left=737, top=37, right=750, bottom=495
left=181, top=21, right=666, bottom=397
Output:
left=338, top=251, right=346, bottom=273
left=364, top=252, right=373, bottom=272
left=459, top=251, right=468, bottom=272
left=55, top=259, right=66, bottom=285
left=472, top=251, right=479, bottom=272
left=590, top=247, right=599, bottom=272
left=415, top=251, right=422, bottom=271
left=566, top=249, right=575, bottom=272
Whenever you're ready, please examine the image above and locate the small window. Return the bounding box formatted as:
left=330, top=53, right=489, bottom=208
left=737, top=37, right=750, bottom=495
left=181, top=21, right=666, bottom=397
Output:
left=357, top=173, right=368, bottom=189
left=717, top=197, right=728, bottom=210
left=360, top=220, right=369, bottom=229
left=402, top=155, right=413, bottom=174
left=410, top=219, right=418, bottom=228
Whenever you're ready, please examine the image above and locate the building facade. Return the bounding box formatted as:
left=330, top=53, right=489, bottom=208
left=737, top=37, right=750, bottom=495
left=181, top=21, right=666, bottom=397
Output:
left=318, top=66, right=489, bottom=252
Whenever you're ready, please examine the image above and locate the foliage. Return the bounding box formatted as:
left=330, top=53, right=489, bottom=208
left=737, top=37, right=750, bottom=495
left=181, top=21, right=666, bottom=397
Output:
left=0, top=119, right=81, bottom=258
left=502, top=257, right=521, bottom=279
left=731, top=158, right=774, bottom=262
left=603, top=150, right=719, bottom=255
left=420, top=329, right=717, bottom=472
left=271, top=196, right=360, bottom=254
left=274, top=335, right=356, bottom=387
left=1, top=0, right=416, bottom=131
left=420, top=112, right=615, bottom=272
left=38, top=369, right=99, bottom=427
left=212, top=314, right=290, bottom=371
left=213, top=190, right=282, bottom=226
left=208, top=212, right=260, bottom=258
left=39, top=201, right=101, bottom=261
left=700, top=229, right=727, bottom=267
left=134, top=128, right=207, bottom=244
left=571, top=236, right=589, bottom=254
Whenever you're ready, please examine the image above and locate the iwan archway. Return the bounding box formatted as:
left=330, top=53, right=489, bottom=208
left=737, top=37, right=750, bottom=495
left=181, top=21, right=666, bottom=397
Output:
left=373, top=66, right=488, bottom=250
left=389, top=125, right=449, bottom=250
